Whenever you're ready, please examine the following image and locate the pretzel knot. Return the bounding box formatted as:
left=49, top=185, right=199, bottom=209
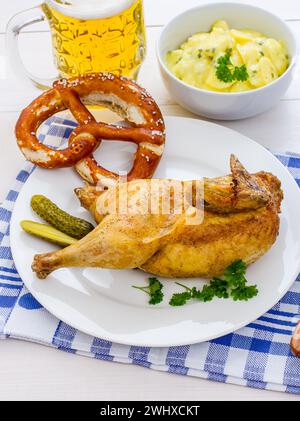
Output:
left=15, top=73, right=165, bottom=187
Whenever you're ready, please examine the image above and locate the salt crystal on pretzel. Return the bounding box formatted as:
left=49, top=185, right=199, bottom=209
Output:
left=15, top=73, right=165, bottom=187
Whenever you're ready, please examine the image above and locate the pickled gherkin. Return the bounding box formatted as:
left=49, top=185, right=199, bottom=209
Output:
left=21, top=221, right=77, bottom=247
left=31, top=195, right=94, bottom=240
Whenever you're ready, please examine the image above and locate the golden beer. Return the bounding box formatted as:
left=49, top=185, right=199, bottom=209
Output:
left=41, top=0, right=146, bottom=79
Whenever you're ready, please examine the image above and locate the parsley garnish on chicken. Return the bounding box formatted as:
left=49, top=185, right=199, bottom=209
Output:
left=133, top=261, right=258, bottom=306
left=169, top=260, right=258, bottom=306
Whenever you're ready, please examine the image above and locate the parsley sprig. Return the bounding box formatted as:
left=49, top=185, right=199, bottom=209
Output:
left=169, top=260, right=258, bottom=306
left=169, top=282, right=222, bottom=306
left=132, top=277, right=164, bottom=305
left=133, top=261, right=258, bottom=306
left=215, top=49, right=249, bottom=83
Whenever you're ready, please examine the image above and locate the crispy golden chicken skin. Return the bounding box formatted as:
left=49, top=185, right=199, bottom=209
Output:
left=32, top=156, right=283, bottom=279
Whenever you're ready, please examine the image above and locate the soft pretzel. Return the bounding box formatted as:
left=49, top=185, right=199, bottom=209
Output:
left=15, top=73, right=165, bottom=187
left=291, top=321, right=300, bottom=357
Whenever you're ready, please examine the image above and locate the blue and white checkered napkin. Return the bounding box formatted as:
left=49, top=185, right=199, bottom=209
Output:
left=1, top=117, right=300, bottom=394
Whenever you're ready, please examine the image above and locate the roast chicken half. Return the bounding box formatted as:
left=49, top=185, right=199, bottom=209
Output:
left=32, top=156, right=283, bottom=279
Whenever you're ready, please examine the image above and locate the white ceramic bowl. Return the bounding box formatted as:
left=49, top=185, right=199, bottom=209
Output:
left=157, top=2, right=298, bottom=120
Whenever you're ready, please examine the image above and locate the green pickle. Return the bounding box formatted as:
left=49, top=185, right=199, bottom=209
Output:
left=31, top=195, right=94, bottom=240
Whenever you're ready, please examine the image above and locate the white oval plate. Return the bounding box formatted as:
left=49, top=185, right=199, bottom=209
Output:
left=10, top=116, right=300, bottom=347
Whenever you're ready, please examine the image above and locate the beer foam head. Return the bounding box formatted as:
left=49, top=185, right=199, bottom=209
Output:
left=47, top=0, right=137, bottom=19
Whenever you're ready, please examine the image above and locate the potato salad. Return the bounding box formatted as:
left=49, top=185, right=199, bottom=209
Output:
left=166, top=20, right=289, bottom=92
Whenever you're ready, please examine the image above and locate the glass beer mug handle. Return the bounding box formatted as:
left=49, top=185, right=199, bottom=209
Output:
left=6, top=7, right=57, bottom=90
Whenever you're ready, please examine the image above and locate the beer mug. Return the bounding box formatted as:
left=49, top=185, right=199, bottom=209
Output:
left=6, top=0, right=146, bottom=89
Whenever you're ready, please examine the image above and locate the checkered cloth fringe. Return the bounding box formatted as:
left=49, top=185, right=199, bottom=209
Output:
left=1, top=117, right=300, bottom=394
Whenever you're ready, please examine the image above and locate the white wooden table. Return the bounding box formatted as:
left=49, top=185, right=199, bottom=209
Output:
left=0, top=0, right=300, bottom=401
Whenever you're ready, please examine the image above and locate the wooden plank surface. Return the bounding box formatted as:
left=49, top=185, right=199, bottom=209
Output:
left=1, top=0, right=300, bottom=33
left=1, top=20, right=300, bottom=113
